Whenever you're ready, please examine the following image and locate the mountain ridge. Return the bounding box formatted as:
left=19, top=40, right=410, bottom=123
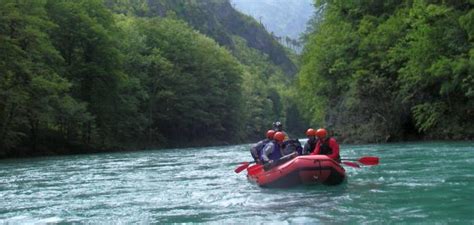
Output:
left=230, top=0, right=314, bottom=40
left=146, top=0, right=298, bottom=76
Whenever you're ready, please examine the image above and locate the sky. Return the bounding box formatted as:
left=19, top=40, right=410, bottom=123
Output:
left=230, top=0, right=315, bottom=40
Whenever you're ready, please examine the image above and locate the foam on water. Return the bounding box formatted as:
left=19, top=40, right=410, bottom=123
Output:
left=0, top=141, right=473, bottom=223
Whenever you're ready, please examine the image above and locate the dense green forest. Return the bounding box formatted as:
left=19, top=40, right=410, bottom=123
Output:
left=1, top=0, right=472, bottom=158
left=297, top=0, right=473, bottom=143
left=0, top=0, right=303, bottom=158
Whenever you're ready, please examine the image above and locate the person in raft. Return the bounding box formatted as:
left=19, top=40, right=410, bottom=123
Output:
left=272, top=121, right=289, bottom=141
left=261, top=131, right=286, bottom=165
left=250, top=130, right=275, bottom=164
left=311, top=128, right=341, bottom=163
left=302, top=128, right=317, bottom=155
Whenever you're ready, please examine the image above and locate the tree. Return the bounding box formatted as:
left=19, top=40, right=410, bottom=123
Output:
left=46, top=0, right=132, bottom=147
left=0, top=0, right=88, bottom=154
left=298, top=0, right=473, bottom=142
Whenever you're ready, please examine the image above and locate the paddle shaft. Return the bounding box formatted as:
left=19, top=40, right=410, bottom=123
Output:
left=341, top=156, right=379, bottom=167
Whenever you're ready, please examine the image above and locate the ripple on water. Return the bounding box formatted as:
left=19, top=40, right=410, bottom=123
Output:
left=1, top=141, right=473, bottom=223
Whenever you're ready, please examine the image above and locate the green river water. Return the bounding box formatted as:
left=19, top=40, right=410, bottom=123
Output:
left=1, top=141, right=473, bottom=224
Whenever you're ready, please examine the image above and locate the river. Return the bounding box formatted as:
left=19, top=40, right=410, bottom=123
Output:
left=1, top=141, right=473, bottom=224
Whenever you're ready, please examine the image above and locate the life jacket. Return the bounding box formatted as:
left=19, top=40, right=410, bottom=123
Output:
left=268, top=141, right=282, bottom=161
left=319, top=137, right=341, bottom=162
left=319, top=138, right=332, bottom=155
left=309, top=138, right=317, bottom=150
left=303, top=137, right=317, bottom=155
left=255, top=139, right=271, bottom=162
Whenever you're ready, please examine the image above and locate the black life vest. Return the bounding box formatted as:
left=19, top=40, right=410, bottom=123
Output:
left=319, top=138, right=341, bottom=162
left=302, top=137, right=316, bottom=155
left=319, top=138, right=332, bottom=155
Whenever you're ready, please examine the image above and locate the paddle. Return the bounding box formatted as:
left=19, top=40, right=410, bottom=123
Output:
left=342, top=156, right=379, bottom=168
left=357, top=156, right=379, bottom=165
left=342, top=161, right=360, bottom=168
left=263, top=152, right=298, bottom=171
left=235, top=152, right=298, bottom=174
left=234, top=161, right=250, bottom=173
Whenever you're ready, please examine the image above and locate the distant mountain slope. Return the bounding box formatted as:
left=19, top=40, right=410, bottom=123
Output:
left=146, top=0, right=297, bottom=76
left=230, top=0, right=314, bottom=40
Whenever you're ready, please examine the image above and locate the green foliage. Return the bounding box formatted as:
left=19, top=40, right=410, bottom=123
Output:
left=297, top=11, right=357, bottom=127
left=105, top=0, right=149, bottom=16
left=136, top=17, right=244, bottom=144
left=0, top=0, right=87, bottom=154
left=231, top=35, right=306, bottom=139
left=0, top=0, right=301, bottom=157
left=298, top=0, right=473, bottom=142
left=145, top=0, right=297, bottom=76
left=412, top=102, right=445, bottom=133
left=142, top=0, right=304, bottom=140
left=45, top=0, right=131, bottom=147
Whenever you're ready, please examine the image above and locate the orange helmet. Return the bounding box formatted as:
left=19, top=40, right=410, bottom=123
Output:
left=273, top=132, right=285, bottom=143
left=316, top=128, right=327, bottom=138
left=266, top=130, right=276, bottom=139
left=306, top=128, right=316, bottom=136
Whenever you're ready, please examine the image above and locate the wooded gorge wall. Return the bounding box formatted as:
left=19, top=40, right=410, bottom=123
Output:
left=0, top=0, right=303, bottom=158
left=297, top=0, right=473, bottom=143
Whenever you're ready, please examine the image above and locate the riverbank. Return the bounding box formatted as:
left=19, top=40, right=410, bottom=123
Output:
left=1, top=134, right=471, bottom=160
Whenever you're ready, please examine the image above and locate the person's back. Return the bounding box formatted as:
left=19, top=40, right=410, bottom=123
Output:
left=250, top=130, right=275, bottom=164
left=261, top=132, right=286, bottom=164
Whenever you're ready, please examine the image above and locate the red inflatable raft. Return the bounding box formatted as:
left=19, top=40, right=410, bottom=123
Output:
left=246, top=155, right=346, bottom=188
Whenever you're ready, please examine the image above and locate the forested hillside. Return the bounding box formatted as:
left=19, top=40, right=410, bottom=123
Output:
left=0, top=0, right=303, bottom=158
left=109, top=0, right=297, bottom=76
left=231, top=0, right=314, bottom=51
left=3, top=0, right=469, bottom=158
left=297, top=0, right=473, bottom=143
left=107, top=0, right=305, bottom=139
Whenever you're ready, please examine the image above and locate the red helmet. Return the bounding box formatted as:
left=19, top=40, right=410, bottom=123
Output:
left=306, top=128, right=316, bottom=136
left=273, top=132, right=285, bottom=143
left=316, top=128, right=327, bottom=138
left=266, top=130, right=276, bottom=139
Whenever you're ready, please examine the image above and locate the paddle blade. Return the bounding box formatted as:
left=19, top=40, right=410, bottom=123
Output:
left=358, top=156, right=379, bottom=165
left=234, top=162, right=249, bottom=173
left=342, top=161, right=360, bottom=168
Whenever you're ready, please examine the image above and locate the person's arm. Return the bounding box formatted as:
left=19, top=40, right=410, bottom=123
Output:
left=261, top=142, right=274, bottom=162
left=327, top=138, right=340, bottom=160
left=303, top=142, right=310, bottom=155
left=310, top=141, right=320, bottom=155
left=250, top=144, right=258, bottom=159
